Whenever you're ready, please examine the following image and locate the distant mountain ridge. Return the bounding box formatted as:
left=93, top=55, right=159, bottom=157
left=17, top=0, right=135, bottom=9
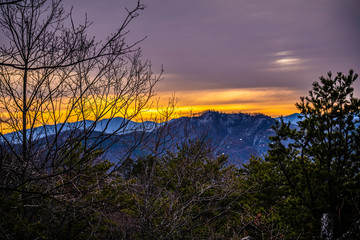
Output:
left=275, top=113, right=302, bottom=125
left=3, top=117, right=158, bottom=143
left=171, top=111, right=276, bottom=165
left=3, top=111, right=303, bottom=165
left=104, top=111, right=280, bottom=165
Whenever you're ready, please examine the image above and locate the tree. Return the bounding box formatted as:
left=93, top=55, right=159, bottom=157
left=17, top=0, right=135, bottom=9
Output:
left=0, top=144, right=118, bottom=239
left=0, top=0, right=24, bottom=6
left=117, top=138, right=246, bottom=239
left=0, top=0, right=160, bottom=189
left=241, top=156, right=300, bottom=239
left=0, top=0, right=162, bottom=238
left=265, top=70, right=360, bottom=239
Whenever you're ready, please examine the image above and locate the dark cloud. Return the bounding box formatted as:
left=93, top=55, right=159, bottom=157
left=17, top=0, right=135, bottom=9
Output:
left=6, top=0, right=360, bottom=95
left=122, top=0, right=360, bottom=91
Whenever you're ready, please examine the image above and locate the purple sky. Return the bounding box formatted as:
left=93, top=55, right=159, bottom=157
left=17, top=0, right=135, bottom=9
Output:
left=71, top=1, right=359, bottom=83
left=18, top=0, right=360, bottom=115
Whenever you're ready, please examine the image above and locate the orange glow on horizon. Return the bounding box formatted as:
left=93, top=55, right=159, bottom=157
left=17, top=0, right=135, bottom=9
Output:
left=149, top=87, right=302, bottom=119
left=1, top=87, right=301, bottom=133
left=141, top=104, right=298, bottom=120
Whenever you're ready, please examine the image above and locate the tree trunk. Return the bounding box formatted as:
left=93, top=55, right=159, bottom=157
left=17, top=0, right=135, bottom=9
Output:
left=22, top=67, right=28, bottom=162
left=321, top=213, right=334, bottom=240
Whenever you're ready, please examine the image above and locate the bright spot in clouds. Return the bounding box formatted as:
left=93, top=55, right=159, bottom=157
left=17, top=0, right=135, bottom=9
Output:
left=266, top=51, right=305, bottom=71
left=275, top=58, right=300, bottom=65
left=274, top=51, right=293, bottom=56
left=67, top=0, right=360, bottom=117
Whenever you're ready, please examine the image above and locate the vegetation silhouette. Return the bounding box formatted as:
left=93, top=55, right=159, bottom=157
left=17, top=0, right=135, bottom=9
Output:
left=0, top=0, right=359, bottom=239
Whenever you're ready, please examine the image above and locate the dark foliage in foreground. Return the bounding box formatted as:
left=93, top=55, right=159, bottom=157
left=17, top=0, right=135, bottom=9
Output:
left=243, top=70, right=360, bottom=239
left=1, top=54, right=359, bottom=240
left=0, top=139, right=261, bottom=239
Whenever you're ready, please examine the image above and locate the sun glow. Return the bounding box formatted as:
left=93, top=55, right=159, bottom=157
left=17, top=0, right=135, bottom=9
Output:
left=1, top=87, right=300, bottom=134
left=152, top=87, right=300, bottom=118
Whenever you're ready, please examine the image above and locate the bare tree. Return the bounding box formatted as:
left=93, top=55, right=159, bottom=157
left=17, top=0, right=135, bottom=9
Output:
left=0, top=0, right=23, bottom=6
left=111, top=136, right=247, bottom=239
left=0, top=0, right=166, bottom=238
left=0, top=0, right=160, bottom=201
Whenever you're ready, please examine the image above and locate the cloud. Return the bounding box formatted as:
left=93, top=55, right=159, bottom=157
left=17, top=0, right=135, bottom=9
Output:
left=274, top=51, right=293, bottom=57
left=62, top=0, right=360, bottom=111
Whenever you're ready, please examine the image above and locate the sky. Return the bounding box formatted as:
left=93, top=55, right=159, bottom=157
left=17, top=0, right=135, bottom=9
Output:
left=57, top=0, right=360, bottom=116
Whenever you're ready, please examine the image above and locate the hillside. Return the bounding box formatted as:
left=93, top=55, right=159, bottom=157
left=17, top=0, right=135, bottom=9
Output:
left=3, top=111, right=282, bottom=166
left=102, top=111, right=276, bottom=165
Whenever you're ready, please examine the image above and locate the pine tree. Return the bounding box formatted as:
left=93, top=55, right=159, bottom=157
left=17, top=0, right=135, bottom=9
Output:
left=266, top=70, right=360, bottom=239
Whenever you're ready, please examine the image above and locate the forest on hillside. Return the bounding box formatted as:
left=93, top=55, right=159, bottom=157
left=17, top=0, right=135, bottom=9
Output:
left=0, top=1, right=359, bottom=239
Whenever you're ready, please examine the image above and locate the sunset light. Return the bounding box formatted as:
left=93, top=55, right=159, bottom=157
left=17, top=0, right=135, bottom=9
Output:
left=152, top=87, right=300, bottom=119
left=1, top=0, right=359, bottom=238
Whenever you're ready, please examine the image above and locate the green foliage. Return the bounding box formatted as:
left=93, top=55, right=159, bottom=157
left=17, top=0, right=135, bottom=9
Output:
left=0, top=143, right=119, bottom=239
left=0, top=138, right=256, bottom=239
left=248, top=70, right=360, bottom=239
left=120, top=139, right=244, bottom=239
left=242, top=156, right=312, bottom=239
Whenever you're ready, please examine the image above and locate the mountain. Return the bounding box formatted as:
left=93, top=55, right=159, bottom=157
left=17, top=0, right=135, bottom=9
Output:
left=169, top=111, right=276, bottom=165
left=5, top=111, right=306, bottom=166
left=275, top=113, right=302, bottom=125
left=105, top=111, right=277, bottom=166
left=3, top=117, right=158, bottom=143
left=6, top=111, right=358, bottom=166
left=276, top=113, right=360, bottom=127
